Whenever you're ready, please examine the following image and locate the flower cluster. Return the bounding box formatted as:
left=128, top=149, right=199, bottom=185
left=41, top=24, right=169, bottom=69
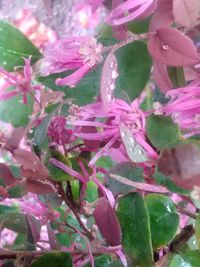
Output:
left=1, top=1, right=200, bottom=267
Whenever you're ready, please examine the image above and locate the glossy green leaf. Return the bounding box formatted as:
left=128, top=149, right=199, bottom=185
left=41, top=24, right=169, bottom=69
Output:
left=31, top=252, right=72, bottom=267
left=168, top=250, right=200, bottom=267
left=145, top=193, right=179, bottom=249
left=83, top=255, right=123, bottom=267
left=146, top=115, right=181, bottom=149
left=37, top=64, right=102, bottom=106
left=117, top=192, right=153, bottom=267
left=0, top=90, right=33, bottom=127
left=115, top=41, right=152, bottom=101
left=106, top=162, right=144, bottom=196
left=195, top=213, right=200, bottom=251
left=0, top=20, right=41, bottom=71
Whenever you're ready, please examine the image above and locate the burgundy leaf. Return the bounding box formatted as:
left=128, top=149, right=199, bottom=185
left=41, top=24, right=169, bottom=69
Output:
left=27, top=215, right=41, bottom=243
left=100, top=51, right=118, bottom=109
left=25, top=180, right=55, bottom=194
left=47, top=222, right=60, bottom=249
left=13, top=149, right=40, bottom=171
left=173, top=0, right=200, bottom=28
left=149, top=0, right=173, bottom=31
left=5, top=128, right=24, bottom=151
left=148, top=27, right=199, bottom=66
left=157, top=143, right=200, bottom=189
left=94, top=197, right=121, bottom=246
left=153, top=60, right=173, bottom=93
left=0, top=163, right=16, bottom=185
left=20, top=165, right=49, bottom=181
left=14, top=149, right=49, bottom=180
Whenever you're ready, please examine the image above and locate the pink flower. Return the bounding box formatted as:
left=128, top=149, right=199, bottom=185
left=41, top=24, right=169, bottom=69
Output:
left=157, top=86, right=200, bottom=137
left=68, top=99, right=157, bottom=166
left=0, top=57, right=42, bottom=104
left=48, top=116, right=75, bottom=145
left=13, top=8, right=57, bottom=49
left=106, top=0, right=157, bottom=26
left=76, top=0, right=104, bottom=12
left=41, top=37, right=103, bottom=87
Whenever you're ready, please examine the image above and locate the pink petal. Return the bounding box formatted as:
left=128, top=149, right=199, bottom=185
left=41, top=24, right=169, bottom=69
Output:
left=49, top=158, right=87, bottom=184
left=153, top=60, right=173, bottom=93
left=55, top=63, right=90, bottom=87
left=173, top=0, right=200, bottom=28
left=148, top=27, right=200, bottom=66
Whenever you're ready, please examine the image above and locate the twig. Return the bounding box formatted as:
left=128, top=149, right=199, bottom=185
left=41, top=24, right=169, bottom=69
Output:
left=58, top=184, right=94, bottom=241
left=176, top=206, right=197, bottom=220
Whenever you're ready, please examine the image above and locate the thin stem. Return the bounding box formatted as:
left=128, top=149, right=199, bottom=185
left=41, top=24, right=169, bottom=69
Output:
left=176, top=205, right=197, bottom=220
left=58, top=184, right=94, bottom=241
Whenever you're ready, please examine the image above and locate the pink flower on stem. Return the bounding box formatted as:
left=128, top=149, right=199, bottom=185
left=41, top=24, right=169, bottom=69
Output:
left=41, top=37, right=103, bottom=87
left=68, top=99, right=157, bottom=166
left=0, top=57, right=42, bottom=104
left=157, top=86, right=200, bottom=137
left=106, top=0, right=157, bottom=26
left=48, top=116, right=75, bottom=145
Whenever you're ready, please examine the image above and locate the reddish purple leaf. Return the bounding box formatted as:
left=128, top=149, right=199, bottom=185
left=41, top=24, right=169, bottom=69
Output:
left=153, top=60, right=173, bottom=93
left=157, top=143, right=200, bottom=189
left=13, top=149, right=40, bottom=171
left=20, top=166, right=49, bottom=181
left=149, top=0, right=173, bottom=31
left=47, top=222, right=60, bottom=249
left=94, top=197, right=121, bottom=246
left=100, top=51, right=117, bottom=109
left=25, top=180, right=55, bottom=194
left=0, top=163, right=16, bottom=185
left=173, top=0, right=200, bottom=28
left=27, top=215, right=41, bottom=243
left=5, top=128, right=24, bottom=151
left=14, top=149, right=49, bottom=180
left=148, top=27, right=199, bottom=66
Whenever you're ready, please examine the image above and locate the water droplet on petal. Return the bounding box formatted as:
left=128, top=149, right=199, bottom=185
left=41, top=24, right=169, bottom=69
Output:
left=111, top=70, right=118, bottom=79
left=162, top=44, right=169, bottom=51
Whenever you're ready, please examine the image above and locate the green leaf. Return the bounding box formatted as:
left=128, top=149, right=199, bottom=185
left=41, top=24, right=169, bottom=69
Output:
left=146, top=115, right=181, bottom=149
left=0, top=204, right=19, bottom=214
left=127, top=18, right=150, bottom=34
left=83, top=255, right=123, bottom=267
left=195, top=213, right=200, bottom=251
left=117, top=192, right=153, bottom=267
left=56, top=233, right=71, bottom=247
left=33, top=108, right=58, bottom=148
left=0, top=20, right=41, bottom=71
left=48, top=150, right=74, bottom=182
left=115, top=41, right=152, bottom=101
left=168, top=250, right=200, bottom=267
left=85, top=181, right=98, bottom=203
left=0, top=212, right=27, bottom=234
left=106, top=162, right=144, bottom=196
left=145, top=193, right=179, bottom=249
left=31, top=252, right=72, bottom=267
left=0, top=90, right=33, bottom=127
left=153, top=171, right=190, bottom=195
left=37, top=65, right=102, bottom=106
left=167, top=67, right=186, bottom=88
